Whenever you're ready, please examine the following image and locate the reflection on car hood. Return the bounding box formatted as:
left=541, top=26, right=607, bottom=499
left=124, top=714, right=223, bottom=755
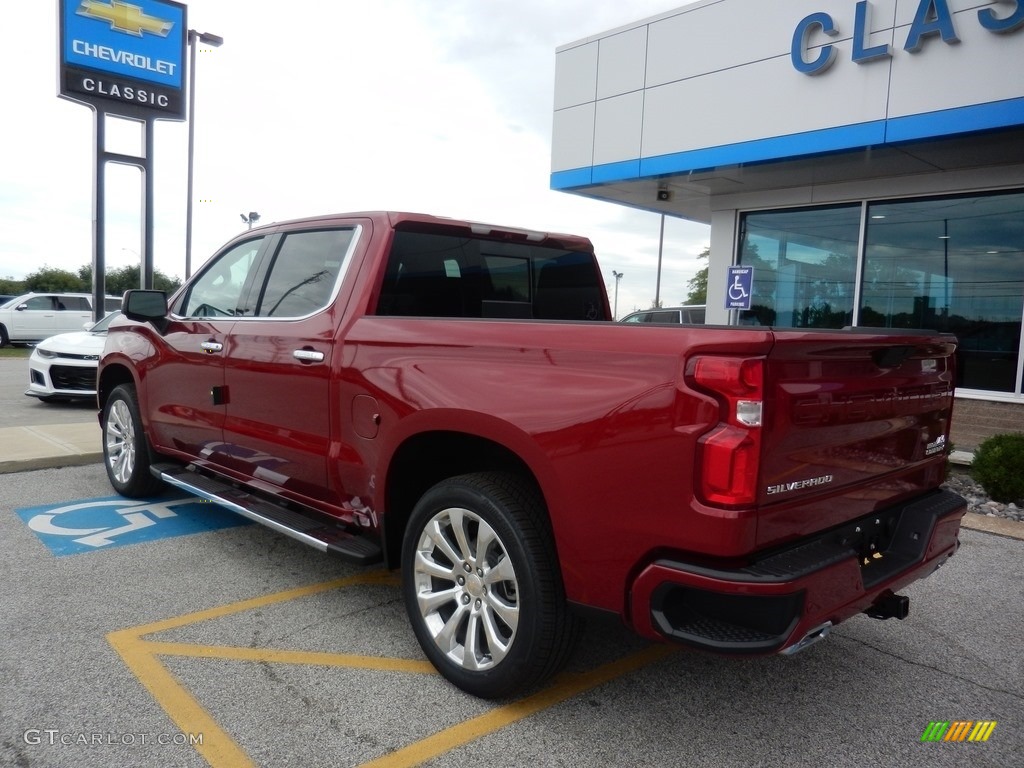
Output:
left=34, top=331, right=106, bottom=355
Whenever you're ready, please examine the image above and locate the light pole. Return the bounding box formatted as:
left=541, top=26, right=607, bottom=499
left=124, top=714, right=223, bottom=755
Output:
left=655, top=214, right=665, bottom=309
left=241, top=212, right=261, bottom=230
left=185, top=29, right=224, bottom=280
left=612, top=271, right=623, bottom=320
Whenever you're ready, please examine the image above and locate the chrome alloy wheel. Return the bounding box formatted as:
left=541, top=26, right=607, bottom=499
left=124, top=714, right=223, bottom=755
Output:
left=412, top=506, right=520, bottom=671
left=104, top=398, right=136, bottom=486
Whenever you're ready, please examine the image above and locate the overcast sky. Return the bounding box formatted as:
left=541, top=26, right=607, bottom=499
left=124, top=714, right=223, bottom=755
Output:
left=1, top=0, right=710, bottom=317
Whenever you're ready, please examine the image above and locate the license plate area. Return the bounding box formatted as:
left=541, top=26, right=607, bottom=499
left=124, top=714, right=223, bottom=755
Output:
left=833, top=509, right=901, bottom=573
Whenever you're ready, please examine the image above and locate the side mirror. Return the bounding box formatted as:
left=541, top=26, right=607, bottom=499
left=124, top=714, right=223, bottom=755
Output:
left=123, top=290, right=168, bottom=323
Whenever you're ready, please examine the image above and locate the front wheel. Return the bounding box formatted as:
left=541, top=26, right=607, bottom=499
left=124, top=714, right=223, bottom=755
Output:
left=102, top=383, right=164, bottom=498
left=401, top=472, right=580, bottom=698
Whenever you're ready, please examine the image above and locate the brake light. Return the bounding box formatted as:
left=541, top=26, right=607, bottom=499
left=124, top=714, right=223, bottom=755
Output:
left=689, top=356, right=764, bottom=507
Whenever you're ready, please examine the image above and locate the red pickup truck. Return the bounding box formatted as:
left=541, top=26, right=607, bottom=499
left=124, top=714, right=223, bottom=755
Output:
left=98, top=211, right=966, bottom=698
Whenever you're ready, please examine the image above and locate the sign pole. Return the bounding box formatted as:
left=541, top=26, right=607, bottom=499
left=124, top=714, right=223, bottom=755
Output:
left=144, top=118, right=155, bottom=290
left=92, top=112, right=107, bottom=322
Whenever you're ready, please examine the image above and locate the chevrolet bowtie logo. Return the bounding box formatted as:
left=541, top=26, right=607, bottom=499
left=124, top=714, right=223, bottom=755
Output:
left=77, top=0, right=173, bottom=38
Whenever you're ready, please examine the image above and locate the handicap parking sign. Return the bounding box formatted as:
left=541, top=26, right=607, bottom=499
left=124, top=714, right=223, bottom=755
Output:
left=725, top=265, right=753, bottom=310
left=17, top=492, right=250, bottom=556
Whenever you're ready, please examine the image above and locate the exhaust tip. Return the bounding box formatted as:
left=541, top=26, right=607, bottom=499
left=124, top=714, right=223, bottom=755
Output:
left=780, top=621, right=832, bottom=656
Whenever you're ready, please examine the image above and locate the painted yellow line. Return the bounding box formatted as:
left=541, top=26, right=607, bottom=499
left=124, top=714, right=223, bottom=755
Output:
left=122, top=571, right=399, bottom=638
left=358, top=644, right=676, bottom=768
left=143, top=640, right=437, bottom=674
left=107, top=572, right=399, bottom=768
left=109, top=572, right=675, bottom=768
left=108, top=628, right=255, bottom=768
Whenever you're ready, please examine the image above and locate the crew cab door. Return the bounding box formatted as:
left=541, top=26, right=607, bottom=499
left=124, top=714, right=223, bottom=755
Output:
left=219, top=225, right=362, bottom=505
left=145, top=236, right=268, bottom=460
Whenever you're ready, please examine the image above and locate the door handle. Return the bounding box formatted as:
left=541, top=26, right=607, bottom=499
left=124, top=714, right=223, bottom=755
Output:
left=200, top=341, right=224, bottom=354
left=293, top=349, right=325, bottom=363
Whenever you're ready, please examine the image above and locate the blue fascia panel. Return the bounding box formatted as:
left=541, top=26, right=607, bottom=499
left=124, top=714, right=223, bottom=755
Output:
left=640, top=122, right=888, bottom=177
left=591, top=158, right=641, bottom=184
left=550, top=167, right=594, bottom=190
left=551, top=102, right=1024, bottom=190
left=885, top=97, right=1024, bottom=143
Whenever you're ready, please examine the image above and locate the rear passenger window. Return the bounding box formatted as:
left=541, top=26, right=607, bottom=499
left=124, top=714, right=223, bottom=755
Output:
left=256, top=229, right=356, bottom=317
left=376, top=231, right=605, bottom=321
left=59, top=297, right=90, bottom=311
left=649, top=310, right=680, bottom=323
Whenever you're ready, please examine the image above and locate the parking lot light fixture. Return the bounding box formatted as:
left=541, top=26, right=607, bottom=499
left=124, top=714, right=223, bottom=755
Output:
left=186, top=29, right=224, bottom=280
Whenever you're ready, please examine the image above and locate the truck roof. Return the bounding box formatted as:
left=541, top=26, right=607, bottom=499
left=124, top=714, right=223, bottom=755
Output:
left=242, top=211, right=594, bottom=250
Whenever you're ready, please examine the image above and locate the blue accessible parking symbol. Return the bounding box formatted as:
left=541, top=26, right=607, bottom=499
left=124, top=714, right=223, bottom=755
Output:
left=17, top=493, right=250, bottom=556
left=725, top=265, right=753, bottom=311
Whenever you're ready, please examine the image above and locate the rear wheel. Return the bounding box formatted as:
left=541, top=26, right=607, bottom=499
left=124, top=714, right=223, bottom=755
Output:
left=401, top=472, right=580, bottom=698
left=0, top=324, right=8, bottom=348
left=102, top=383, right=164, bottom=498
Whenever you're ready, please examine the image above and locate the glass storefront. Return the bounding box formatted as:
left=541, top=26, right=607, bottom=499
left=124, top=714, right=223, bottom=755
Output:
left=738, top=189, right=1024, bottom=396
left=739, top=205, right=860, bottom=328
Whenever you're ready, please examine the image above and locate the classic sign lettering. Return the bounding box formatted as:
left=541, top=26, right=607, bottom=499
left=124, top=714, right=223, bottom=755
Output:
left=792, top=0, right=1024, bottom=75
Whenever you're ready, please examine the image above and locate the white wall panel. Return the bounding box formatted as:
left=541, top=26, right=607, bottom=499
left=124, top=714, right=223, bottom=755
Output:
left=889, top=7, right=1024, bottom=116
left=553, top=42, right=599, bottom=110
left=645, top=0, right=881, bottom=88
left=597, top=26, right=649, bottom=100
left=594, top=91, right=645, bottom=165
left=551, top=103, right=596, bottom=172
left=894, top=0, right=997, bottom=26
left=641, top=54, right=892, bottom=158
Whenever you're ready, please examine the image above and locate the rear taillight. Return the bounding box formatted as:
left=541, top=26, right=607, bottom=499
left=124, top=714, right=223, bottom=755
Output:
left=689, top=356, right=764, bottom=507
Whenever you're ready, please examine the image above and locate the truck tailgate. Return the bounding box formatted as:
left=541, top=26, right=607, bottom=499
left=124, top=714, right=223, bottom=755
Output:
left=757, top=329, right=956, bottom=546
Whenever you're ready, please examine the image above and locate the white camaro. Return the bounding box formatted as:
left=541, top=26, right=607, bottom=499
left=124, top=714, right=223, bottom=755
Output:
left=25, top=312, right=119, bottom=403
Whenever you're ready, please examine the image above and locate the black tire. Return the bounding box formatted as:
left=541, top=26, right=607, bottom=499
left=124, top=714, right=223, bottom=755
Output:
left=0, top=324, right=8, bottom=348
left=101, top=383, right=164, bottom=498
left=401, top=471, right=580, bottom=698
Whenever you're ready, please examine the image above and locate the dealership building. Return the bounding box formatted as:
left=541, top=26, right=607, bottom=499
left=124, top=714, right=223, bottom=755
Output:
left=551, top=0, right=1024, bottom=449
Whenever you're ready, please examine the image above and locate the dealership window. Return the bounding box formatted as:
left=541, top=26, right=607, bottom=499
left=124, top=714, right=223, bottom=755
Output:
left=735, top=190, right=1024, bottom=397
left=738, top=205, right=861, bottom=328
left=860, top=191, right=1024, bottom=394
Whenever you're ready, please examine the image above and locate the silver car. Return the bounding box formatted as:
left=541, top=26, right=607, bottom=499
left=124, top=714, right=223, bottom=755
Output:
left=620, top=305, right=706, bottom=324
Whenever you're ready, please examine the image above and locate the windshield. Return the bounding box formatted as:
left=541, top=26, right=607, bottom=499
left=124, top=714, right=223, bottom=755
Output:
left=89, top=311, right=121, bottom=333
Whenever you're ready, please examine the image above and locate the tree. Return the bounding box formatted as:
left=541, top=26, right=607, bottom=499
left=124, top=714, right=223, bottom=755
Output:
left=0, top=277, right=26, bottom=295
left=79, top=265, right=182, bottom=295
left=684, top=247, right=710, bottom=304
left=24, top=267, right=86, bottom=292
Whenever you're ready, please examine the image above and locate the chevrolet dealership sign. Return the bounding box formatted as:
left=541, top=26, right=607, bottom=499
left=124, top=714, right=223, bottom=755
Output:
left=59, top=0, right=187, bottom=120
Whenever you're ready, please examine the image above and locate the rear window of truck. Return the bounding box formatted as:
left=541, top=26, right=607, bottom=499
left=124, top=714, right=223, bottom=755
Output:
left=376, top=231, right=605, bottom=321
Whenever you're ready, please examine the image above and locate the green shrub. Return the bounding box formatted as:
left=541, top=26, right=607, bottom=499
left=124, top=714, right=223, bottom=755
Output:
left=971, top=433, right=1024, bottom=503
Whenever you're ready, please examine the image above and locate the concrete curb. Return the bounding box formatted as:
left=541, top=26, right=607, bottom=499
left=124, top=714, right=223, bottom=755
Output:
left=961, top=512, right=1024, bottom=541
left=0, top=452, right=103, bottom=474
left=0, top=423, right=102, bottom=475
